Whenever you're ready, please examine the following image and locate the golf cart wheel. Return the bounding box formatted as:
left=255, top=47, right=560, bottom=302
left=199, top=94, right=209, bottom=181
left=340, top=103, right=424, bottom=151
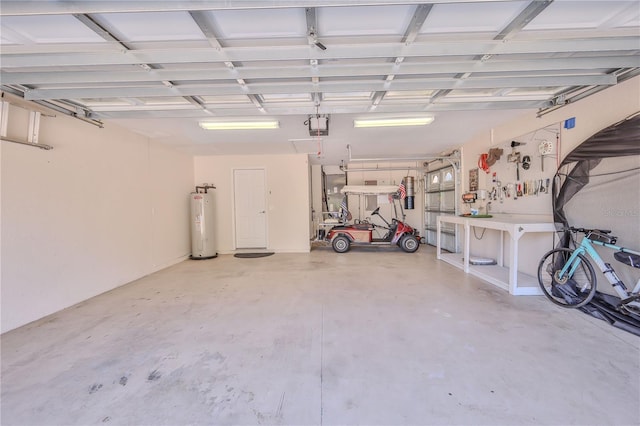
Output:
left=332, top=235, right=351, bottom=253
left=399, top=235, right=419, bottom=253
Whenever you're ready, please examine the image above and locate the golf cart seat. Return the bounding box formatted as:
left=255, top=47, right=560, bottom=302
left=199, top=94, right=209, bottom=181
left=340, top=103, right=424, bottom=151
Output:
left=352, top=223, right=374, bottom=230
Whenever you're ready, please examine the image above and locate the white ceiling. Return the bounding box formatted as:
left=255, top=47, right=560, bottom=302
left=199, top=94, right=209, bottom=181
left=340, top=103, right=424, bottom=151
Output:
left=1, top=0, right=639, bottom=164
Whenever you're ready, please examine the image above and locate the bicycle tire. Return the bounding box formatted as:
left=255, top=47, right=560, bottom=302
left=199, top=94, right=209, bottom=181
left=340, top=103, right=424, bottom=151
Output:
left=537, top=248, right=597, bottom=308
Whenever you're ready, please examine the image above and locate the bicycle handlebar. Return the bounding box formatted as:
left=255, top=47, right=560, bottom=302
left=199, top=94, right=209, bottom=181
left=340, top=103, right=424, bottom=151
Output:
left=568, top=226, right=611, bottom=234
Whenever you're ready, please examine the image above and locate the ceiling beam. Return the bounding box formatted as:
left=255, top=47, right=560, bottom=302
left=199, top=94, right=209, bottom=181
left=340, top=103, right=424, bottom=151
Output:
left=22, top=74, right=616, bottom=100
left=0, top=1, right=518, bottom=16
left=87, top=98, right=547, bottom=119
left=188, top=11, right=224, bottom=50
left=247, top=94, right=266, bottom=112
left=188, top=10, right=264, bottom=111
left=495, top=0, right=554, bottom=41
left=306, top=7, right=326, bottom=51
left=73, top=13, right=205, bottom=112
left=85, top=93, right=550, bottom=112
left=4, top=27, right=638, bottom=56
left=402, top=3, right=433, bottom=45
left=430, top=0, right=555, bottom=102
left=306, top=7, right=325, bottom=107
left=72, top=14, right=130, bottom=48
left=4, top=38, right=636, bottom=68
left=3, top=56, right=636, bottom=86
left=371, top=3, right=433, bottom=110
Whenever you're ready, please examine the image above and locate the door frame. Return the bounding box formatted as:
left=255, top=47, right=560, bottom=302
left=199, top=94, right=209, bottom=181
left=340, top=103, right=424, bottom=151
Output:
left=232, top=167, right=268, bottom=250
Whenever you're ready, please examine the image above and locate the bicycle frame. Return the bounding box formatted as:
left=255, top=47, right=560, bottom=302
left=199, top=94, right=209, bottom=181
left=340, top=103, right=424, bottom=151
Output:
left=559, top=235, right=640, bottom=301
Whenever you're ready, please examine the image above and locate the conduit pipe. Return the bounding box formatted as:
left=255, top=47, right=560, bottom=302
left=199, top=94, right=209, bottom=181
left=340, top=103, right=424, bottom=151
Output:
left=340, top=163, right=426, bottom=173
left=0, top=137, right=53, bottom=150
left=344, top=144, right=460, bottom=172
left=1, top=90, right=103, bottom=128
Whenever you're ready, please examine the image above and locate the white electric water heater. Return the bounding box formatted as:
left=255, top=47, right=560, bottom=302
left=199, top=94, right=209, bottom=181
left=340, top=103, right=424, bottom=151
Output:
left=190, top=189, right=217, bottom=259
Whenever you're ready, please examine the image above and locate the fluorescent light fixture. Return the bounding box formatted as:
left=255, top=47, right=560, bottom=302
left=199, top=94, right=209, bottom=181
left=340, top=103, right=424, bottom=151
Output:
left=353, top=117, right=434, bottom=128
left=199, top=121, right=279, bottom=130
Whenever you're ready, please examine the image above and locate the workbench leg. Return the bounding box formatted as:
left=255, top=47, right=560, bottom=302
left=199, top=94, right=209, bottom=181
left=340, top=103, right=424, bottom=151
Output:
left=498, top=230, right=504, bottom=267
left=509, top=236, right=519, bottom=294
left=463, top=223, right=470, bottom=273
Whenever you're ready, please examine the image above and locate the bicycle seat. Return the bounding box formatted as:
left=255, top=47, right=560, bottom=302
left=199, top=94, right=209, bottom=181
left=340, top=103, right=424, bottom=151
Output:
left=587, top=230, right=617, bottom=244
left=614, top=251, right=640, bottom=269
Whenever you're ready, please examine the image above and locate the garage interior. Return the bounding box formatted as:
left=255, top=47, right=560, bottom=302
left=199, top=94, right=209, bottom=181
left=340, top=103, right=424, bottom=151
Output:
left=1, top=1, right=639, bottom=425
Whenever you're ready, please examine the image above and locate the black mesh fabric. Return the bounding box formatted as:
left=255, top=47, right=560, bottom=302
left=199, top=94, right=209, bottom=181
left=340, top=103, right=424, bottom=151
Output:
left=551, top=112, right=640, bottom=335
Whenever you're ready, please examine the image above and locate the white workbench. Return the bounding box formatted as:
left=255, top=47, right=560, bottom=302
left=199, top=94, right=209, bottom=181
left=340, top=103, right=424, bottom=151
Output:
left=436, top=215, right=556, bottom=295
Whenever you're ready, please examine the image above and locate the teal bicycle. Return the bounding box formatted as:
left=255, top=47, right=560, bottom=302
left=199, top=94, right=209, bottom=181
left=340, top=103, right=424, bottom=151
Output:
left=537, top=227, right=640, bottom=313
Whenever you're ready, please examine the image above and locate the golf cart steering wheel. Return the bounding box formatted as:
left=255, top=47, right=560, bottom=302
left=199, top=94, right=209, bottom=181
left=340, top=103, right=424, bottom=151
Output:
left=372, top=207, right=380, bottom=216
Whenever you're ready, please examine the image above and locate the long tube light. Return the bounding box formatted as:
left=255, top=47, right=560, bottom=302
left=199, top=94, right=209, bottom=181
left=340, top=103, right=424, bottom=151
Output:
left=199, top=121, right=279, bottom=130
left=354, top=117, right=434, bottom=128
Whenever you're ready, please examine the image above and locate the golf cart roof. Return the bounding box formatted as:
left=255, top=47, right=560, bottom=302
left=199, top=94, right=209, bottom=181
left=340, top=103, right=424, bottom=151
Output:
left=341, top=185, right=400, bottom=195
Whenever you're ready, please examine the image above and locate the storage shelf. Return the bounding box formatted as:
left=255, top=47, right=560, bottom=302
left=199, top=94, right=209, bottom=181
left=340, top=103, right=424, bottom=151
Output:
left=425, top=226, right=455, bottom=235
left=439, top=252, right=464, bottom=269
left=436, top=215, right=554, bottom=296
left=468, top=264, right=542, bottom=295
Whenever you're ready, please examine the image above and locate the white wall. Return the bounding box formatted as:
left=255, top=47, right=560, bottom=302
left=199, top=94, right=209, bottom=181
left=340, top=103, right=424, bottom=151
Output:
left=194, top=154, right=311, bottom=253
left=461, top=77, right=640, bottom=197
left=458, top=76, right=640, bottom=276
left=311, top=164, right=323, bottom=238
left=1, top=105, right=194, bottom=333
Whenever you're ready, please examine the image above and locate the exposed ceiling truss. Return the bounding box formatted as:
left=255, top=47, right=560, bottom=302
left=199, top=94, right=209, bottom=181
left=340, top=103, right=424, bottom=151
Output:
left=1, top=0, right=639, bottom=123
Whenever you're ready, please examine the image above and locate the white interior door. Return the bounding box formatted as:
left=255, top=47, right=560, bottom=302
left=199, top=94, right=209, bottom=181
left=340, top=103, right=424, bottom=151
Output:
left=234, top=169, right=267, bottom=249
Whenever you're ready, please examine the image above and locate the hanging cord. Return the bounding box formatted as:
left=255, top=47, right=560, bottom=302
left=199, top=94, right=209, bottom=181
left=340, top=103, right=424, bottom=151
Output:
left=472, top=226, right=487, bottom=240
left=321, top=169, right=329, bottom=212
left=315, top=104, right=322, bottom=156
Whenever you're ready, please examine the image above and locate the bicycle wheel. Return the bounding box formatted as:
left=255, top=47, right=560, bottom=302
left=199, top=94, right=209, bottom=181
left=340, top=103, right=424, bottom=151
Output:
left=537, top=248, right=597, bottom=308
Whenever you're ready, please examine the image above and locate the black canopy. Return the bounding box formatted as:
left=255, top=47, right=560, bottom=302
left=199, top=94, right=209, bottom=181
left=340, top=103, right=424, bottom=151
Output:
left=551, top=113, right=640, bottom=335
left=553, top=113, right=640, bottom=226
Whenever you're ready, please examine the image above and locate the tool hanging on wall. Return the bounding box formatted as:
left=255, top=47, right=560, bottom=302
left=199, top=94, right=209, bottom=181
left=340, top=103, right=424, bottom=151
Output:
left=478, top=153, right=490, bottom=173
left=539, top=179, right=546, bottom=193
left=538, top=139, right=553, bottom=172
left=508, top=141, right=524, bottom=180
left=480, top=148, right=503, bottom=174
left=487, top=148, right=503, bottom=166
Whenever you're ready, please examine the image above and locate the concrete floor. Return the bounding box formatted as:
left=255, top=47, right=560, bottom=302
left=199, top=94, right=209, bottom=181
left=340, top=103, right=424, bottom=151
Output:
left=2, top=246, right=639, bottom=426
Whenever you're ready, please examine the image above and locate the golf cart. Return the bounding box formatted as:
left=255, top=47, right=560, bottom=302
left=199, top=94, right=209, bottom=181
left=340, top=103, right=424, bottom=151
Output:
left=325, top=188, right=421, bottom=253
